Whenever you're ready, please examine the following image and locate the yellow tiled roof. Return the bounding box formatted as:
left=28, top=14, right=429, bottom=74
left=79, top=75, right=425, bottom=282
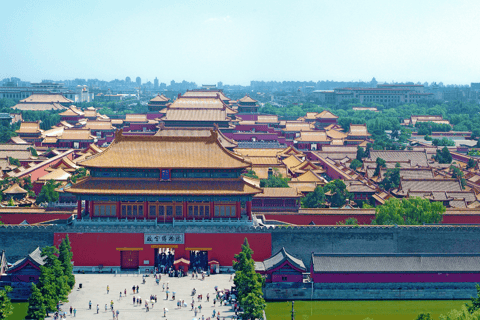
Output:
left=85, top=121, right=114, bottom=130
left=164, top=109, right=229, bottom=121
left=78, top=130, right=251, bottom=169
left=316, top=110, right=338, bottom=119
left=38, top=168, right=71, bottom=181
left=20, top=93, right=73, bottom=103
left=239, top=95, right=257, bottom=103
left=59, top=106, right=84, bottom=116
left=326, top=129, right=348, bottom=139
left=282, top=155, right=303, bottom=169
left=125, top=114, right=148, bottom=122
left=66, top=177, right=261, bottom=196
left=256, top=115, right=278, bottom=123
left=16, top=121, right=42, bottom=134
left=234, top=148, right=284, bottom=157
left=296, top=131, right=331, bottom=142
left=293, top=170, right=324, bottom=182
left=59, top=129, right=94, bottom=141
left=150, top=94, right=170, bottom=102
left=348, top=124, right=371, bottom=136
left=3, top=183, right=27, bottom=194
left=254, top=187, right=302, bottom=198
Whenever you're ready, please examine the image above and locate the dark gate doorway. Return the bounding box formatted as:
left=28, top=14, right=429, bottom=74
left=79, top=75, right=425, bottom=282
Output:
left=189, top=250, right=208, bottom=272
left=120, top=251, right=139, bottom=269
left=155, top=248, right=175, bottom=273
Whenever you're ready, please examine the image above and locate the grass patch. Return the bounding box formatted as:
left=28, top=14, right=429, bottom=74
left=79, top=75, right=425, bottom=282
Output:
left=265, top=300, right=470, bottom=320
left=7, top=302, right=28, bottom=320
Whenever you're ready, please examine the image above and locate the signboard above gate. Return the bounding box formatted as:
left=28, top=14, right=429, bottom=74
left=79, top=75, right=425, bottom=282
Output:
left=144, top=233, right=184, bottom=245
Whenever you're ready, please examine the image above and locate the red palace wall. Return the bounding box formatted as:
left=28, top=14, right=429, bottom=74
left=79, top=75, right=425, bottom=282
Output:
left=262, top=213, right=480, bottom=226
left=312, top=272, right=480, bottom=283
left=0, top=213, right=72, bottom=225
left=54, top=232, right=272, bottom=267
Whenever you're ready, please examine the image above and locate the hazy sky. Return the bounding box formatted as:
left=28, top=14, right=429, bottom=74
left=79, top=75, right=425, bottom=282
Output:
left=1, top=0, right=479, bottom=85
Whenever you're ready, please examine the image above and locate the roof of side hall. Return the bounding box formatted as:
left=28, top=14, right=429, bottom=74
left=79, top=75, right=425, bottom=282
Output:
left=78, top=130, right=251, bottom=169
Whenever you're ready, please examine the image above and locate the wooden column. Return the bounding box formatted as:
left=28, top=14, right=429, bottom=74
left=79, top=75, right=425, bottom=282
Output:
left=236, top=201, right=241, bottom=219
left=116, top=201, right=121, bottom=219
left=246, top=201, right=252, bottom=220
left=144, top=201, right=148, bottom=219
left=183, top=201, right=188, bottom=220
left=77, top=200, right=82, bottom=219
left=85, top=200, right=89, bottom=215
left=210, top=201, right=215, bottom=219
left=89, top=200, right=94, bottom=218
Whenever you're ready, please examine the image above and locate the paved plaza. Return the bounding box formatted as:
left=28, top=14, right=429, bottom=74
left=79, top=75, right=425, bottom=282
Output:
left=48, top=272, right=238, bottom=319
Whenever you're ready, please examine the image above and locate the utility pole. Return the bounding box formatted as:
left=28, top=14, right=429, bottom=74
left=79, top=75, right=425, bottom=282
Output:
left=291, top=300, right=295, bottom=320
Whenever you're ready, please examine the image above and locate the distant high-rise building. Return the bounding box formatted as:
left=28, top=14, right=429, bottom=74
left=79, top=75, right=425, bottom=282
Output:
left=154, top=77, right=159, bottom=88
left=217, top=81, right=223, bottom=89
left=126, top=76, right=131, bottom=83
left=136, top=77, right=141, bottom=86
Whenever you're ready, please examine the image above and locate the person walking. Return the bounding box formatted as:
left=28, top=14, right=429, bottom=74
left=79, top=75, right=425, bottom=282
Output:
left=89, top=300, right=92, bottom=310
left=107, top=285, right=110, bottom=294
left=133, top=296, right=135, bottom=305
left=162, top=283, right=165, bottom=291
left=124, top=288, right=126, bottom=296
left=105, top=304, right=108, bottom=312
left=207, top=293, right=210, bottom=302
left=73, top=308, right=76, bottom=317
left=96, top=304, right=99, bottom=314
left=116, top=309, right=119, bottom=319
left=163, top=307, right=166, bottom=317
left=69, top=306, right=73, bottom=315
left=136, top=285, right=139, bottom=293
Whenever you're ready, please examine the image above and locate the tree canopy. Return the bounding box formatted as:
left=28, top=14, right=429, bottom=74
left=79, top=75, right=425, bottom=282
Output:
left=379, top=162, right=401, bottom=191
left=373, top=197, right=445, bottom=225
left=36, top=180, right=61, bottom=204
left=260, top=169, right=290, bottom=188
left=302, top=180, right=352, bottom=208
left=435, top=147, right=453, bottom=164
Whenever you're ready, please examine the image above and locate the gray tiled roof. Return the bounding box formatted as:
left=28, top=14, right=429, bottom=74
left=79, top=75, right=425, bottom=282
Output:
left=8, top=247, right=45, bottom=271
left=256, top=247, right=306, bottom=272
left=312, top=254, right=480, bottom=273
left=369, top=150, right=428, bottom=167
left=237, top=141, right=286, bottom=149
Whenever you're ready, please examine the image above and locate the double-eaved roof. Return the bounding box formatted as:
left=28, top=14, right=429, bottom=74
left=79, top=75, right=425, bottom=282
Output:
left=78, top=129, right=250, bottom=169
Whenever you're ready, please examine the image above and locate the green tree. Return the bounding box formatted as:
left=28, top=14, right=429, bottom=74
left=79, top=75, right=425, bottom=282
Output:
left=466, top=284, right=480, bottom=314
left=450, top=165, right=466, bottom=189
left=69, top=168, right=88, bottom=184
left=439, top=305, right=480, bottom=320
left=467, top=158, right=476, bottom=170
left=36, top=180, right=60, bottom=204
left=38, top=265, right=57, bottom=314
left=28, top=147, right=38, bottom=157
left=260, top=169, right=290, bottom=188
left=26, top=284, right=46, bottom=320
left=379, top=163, right=401, bottom=191
left=356, top=146, right=365, bottom=161
left=336, top=217, right=359, bottom=225
left=373, top=197, right=445, bottom=225
left=373, top=157, right=386, bottom=177
left=349, top=159, right=363, bottom=170
left=8, top=157, right=20, bottom=166
left=424, top=135, right=432, bottom=141
left=58, top=235, right=75, bottom=289
left=324, top=180, right=353, bottom=208
left=436, top=147, right=453, bottom=164
left=416, top=313, right=433, bottom=320
left=242, top=169, right=259, bottom=179
left=0, top=286, right=13, bottom=319
left=232, top=238, right=265, bottom=319
left=301, top=185, right=326, bottom=208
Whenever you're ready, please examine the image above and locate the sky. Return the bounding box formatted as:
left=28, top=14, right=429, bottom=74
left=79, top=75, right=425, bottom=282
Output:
left=1, top=0, right=479, bottom=86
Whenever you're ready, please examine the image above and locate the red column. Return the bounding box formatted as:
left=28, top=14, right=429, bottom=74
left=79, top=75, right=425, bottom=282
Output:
left=210, top=201, right=214, bottom=219
left=236, top=201, right=241, bottom=219
left=116, top=201, right=121, bottom=219
left=246, top=201, right=252, bottom=220
left=183, top=201, right=187, bottom=220
left=89, top=200, right=94, bottom=218
left=77, top=200, right=81, bottom=219
left=85, top=200, right=89, bottom=215
left=144, top=201, right=148, bottom=219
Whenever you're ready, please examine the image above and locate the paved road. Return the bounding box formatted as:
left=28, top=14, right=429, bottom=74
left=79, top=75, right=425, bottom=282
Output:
left=47, top=273, right=237, bottom=319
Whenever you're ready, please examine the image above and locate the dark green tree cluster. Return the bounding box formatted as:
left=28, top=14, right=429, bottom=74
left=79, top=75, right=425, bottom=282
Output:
left=28, top=236, right=75, bottom=319
left=467, top=158, right=477, bottom=170
left=450, top=165, right=466, bottom=189
left=260, top=169, right=290, bottom=188
left=379, top=163, right=401, bottom=191
left=69, top=168, right=88, bottom=184
left=302, top=180, right=352, bottom=208
left=432, top=137, right=455, bottom=146
left=233, top=238, right=266, bottom=320
left=336, top=217, right=359, bottom=226
left=416, top=121, right=452, bottom=135
left=21, top=110, right=61, bottom=130
left=372, top=197, right=445, bottom=225
left=242, top=169, right=259, bottom=179
left=36, top=180, right=61, bottom=204
left=373, top=157, right=386, bottom=177
left=0, top=286, right=13, bottom=319
left=8, top=157, right=20, bottom=166
left=435, top=147, right=453, bottom=164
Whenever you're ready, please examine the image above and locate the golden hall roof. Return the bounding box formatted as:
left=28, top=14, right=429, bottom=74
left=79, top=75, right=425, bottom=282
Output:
left=239, top=95, right=257, bottom=103
left=183, top=90, right=231, bottom=102
left=20, top=93, right=73, bottom=104
left=78, top=130, right=251, bottom=169
left=66, top=177, right=261, bottom=196
left=164, top=109, right=229, bottom=122
left=254, top=187, right=302, bottom=198
left=37, top=168, right=71, bottom=181
left=256, top=115, right=278, bottom=123
left=84, top=121, right=115, bottom=130
left=59, top=106, right=84, bottom=117
left=59, top=129, right=95, bottom=141
left=234, top=148, right=284, bottom=157
left=16, top=121, right=43, bottom=134
left=125, top=114, right=148, bottom=123
left=316, top=110, right=338, bottom=119
left=170, top=96, right=236, bottom=114
left=150, top=94, right=170, bottom=102
left=154, top=127, right=237, bottom=149
left=3, top=183, right=28, bottom=194
left=296, top=131, right=331, bottom=142
left=348, top=124, right=371, bottom=137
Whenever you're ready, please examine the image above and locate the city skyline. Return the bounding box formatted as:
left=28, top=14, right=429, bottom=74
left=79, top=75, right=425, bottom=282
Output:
left=1, top=0, right=479, bottom=85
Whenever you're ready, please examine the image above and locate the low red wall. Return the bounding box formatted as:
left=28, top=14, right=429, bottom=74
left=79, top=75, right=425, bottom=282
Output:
left=0, top=213, right=72, bottom=225
left=54, top=232, right=271, bottom=267
left=313, top=272, right=480, bottom=283
left=263, top=213, right=480, bottom=226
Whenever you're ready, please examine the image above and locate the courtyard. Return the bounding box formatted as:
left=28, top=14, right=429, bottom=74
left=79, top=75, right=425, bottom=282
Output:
left=47, top=272, right=237, bottom=319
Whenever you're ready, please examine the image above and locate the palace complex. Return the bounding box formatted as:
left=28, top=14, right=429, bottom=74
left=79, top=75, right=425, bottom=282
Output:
left=4, top=88, right=480, bottom=300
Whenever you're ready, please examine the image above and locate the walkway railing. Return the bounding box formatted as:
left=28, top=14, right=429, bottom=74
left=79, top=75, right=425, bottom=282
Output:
left=71, top=216, right=255, bottom=227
